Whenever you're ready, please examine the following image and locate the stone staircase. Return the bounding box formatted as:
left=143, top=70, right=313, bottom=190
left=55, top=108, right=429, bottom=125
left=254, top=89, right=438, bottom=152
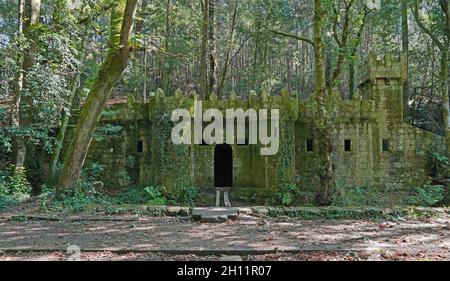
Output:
left=192, top=207, right=239, bottom=222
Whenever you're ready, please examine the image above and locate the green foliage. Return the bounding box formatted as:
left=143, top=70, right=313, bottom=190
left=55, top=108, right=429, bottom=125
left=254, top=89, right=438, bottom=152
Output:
left=404, top=185, right=446, bottom=207
left=93, top=124, right=123, bottom=143
left=277, top=128, right=298, bottom=206
left=175, top=185, right=200, bottom=206
left=428, top=142, right=449, bottom=178
left=117, top=169, right=131, bottom=186
left=0, top=196, right=16, bottom=212
left=126, top=155, right=136, bottom=169
left=332, top=185, right=386, bottom=207
left=0, top=166, right=32, bottom=200
left=39, top=163, right=109, bottom=213
left=144, top=186, right=167, bottom=205
left=81, top=162, right=106, bottom=183
left=41, top=185, right=97, bottom=213
left=144, top=185, right=161, bottom=199
left=278, top=183, right=298, bottom=206
left=115, top=186, right=151, bottom=204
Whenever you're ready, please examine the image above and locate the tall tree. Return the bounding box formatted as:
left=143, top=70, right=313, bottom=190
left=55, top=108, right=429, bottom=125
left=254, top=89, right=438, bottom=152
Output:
left=266, top=0, right=363, bottom=204
left=412, top=0, right=449, bottom=154
left=57, top=0, right=139, bottom=190
left=217, top=0, right=238, bottom=97
left=199, top=0, right=209, bottom=99
left=402, top=0, right=410, bottom=120
left=11, top=0, right=41, bottom=170
left=161, top=0, right=172, bottom=93
left=208, top=0, right=216, bottom=93
left=312, top=0, right=335, bottom=205
left=48, top=0, right=90, bottom=183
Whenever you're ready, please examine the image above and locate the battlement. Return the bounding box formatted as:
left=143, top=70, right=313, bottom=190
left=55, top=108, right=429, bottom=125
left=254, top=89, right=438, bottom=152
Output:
left=359, top=53, right=407, bottom=86
left=69, top=53, right=407, bottom=125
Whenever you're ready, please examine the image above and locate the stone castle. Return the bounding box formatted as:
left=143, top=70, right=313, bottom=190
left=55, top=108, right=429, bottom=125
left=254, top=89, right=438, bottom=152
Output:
left=66, top=53, right=445, bottom=204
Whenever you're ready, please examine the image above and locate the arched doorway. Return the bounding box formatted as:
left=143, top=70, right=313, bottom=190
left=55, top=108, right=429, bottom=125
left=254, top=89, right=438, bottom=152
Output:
left=214, top=144, right=233, bottom=187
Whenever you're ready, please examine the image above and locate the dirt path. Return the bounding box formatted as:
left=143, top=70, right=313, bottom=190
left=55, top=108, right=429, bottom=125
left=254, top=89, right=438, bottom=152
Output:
left=0, top=214, right=449, bottom=260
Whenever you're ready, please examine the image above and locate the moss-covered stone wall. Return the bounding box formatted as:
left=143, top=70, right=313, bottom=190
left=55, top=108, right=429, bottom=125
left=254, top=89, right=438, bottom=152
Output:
left=63, top=53, right=445, bottom=204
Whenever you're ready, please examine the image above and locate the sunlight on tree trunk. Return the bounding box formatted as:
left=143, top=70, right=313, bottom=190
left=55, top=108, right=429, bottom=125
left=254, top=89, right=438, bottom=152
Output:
left=57, top=0, right=139, bottom=190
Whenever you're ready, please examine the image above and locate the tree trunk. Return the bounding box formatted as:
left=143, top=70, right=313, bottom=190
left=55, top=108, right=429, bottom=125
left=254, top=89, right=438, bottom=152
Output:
left=441, top=0, right=450, bottom=154
left=48, top=27, right=90, bottom=184
left=11, top=0, right=41, bottom=170
left=413, top=0, right=449, bottom=154
left=349, top=63, right=355, bottom=98
left=199, top=0, right=209, bottom=100
left=313, top=0, right=335, bottom=206
left=57, top=0, right=138, bottom=190
left=161, top=0, right=171, bottom=93
left=401, top=0, right=410, bottom=121
left=208, top=0, right=216, bottom=94
left=217, top=0, right=238, bottom=97
left=441, top=50, right=449, bottom=154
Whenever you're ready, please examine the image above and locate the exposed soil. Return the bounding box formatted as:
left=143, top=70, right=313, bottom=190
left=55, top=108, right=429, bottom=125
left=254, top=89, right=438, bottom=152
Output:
left=0, top=213, right=448, bottom=261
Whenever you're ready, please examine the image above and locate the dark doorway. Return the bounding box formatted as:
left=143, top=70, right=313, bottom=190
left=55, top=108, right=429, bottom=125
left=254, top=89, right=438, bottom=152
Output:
left=214, top=144, right=233, bottom=187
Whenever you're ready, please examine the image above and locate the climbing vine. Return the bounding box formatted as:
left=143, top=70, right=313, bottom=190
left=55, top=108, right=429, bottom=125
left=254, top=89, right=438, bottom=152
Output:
left=277, top=120, right=297, bottom=206
left=153, top=108, right=198, bottom=205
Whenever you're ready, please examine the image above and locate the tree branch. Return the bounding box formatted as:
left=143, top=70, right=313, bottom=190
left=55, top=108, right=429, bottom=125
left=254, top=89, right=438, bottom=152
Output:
left=263, top=25, right=315, bottom=46
left=412, top=0, right=445, bottom=51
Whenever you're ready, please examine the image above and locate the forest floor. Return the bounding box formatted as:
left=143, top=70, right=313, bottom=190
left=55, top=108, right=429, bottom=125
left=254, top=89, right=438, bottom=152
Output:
left=0, top=210, right=449, bottom=261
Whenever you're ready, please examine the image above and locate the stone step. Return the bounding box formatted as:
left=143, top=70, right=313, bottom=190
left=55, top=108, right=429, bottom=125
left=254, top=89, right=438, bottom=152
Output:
left=192, top=207, right=239, bottom=222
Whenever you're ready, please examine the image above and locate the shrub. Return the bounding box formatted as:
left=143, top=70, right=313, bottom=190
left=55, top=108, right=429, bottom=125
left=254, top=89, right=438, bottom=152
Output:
left=277, top=183, right=299, bottom=206
left=0, top=166, right=32, bottom=208
left=178, top=185, right=199, bottom=206
left=332, top=185, right=390, bottom=207
left=403, top=184, right=445, bottom=207
left=0, top=196, right=15, bottom=211
left=115, top=186, right=151, bottom=204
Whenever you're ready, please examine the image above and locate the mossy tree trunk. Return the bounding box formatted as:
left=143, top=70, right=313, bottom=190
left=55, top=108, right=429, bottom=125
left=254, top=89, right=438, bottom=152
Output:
left=199, top=0, right=209, bottom=100
left=48, top=22, right=90, bottom=184
left=161, top=0, right=172, bottom=93
left=265, top=0, right=361, bottom=204
left=57, top=0, right=138, bottom=190
left=11, top=0, right=41, bottom=171
left=312, top=0, right=335, bottom=206
left=208, top=0, right=216, bottom=94
left=401, top=0, right=410, bottom=121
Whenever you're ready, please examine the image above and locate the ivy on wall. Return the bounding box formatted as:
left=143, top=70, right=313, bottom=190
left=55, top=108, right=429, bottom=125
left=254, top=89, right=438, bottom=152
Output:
left=277, top=119, right=297, bottom=205
left=152, top=108, right=197, bottom=205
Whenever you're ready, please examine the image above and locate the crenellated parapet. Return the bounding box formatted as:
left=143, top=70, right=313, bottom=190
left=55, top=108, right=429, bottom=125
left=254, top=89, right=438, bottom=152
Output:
left=91, top=53, right=405, bottom=126
left=146, top=88, right=299, bottom=120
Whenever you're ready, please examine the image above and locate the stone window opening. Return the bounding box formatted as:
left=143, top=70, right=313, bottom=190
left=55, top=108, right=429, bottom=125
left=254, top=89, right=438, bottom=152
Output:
left=344, top=139, right=352, bottom=152
left=382, top=139, right=390, bottom=152
left=306, top=139, right=314, bottom=152
left=137, top=140, right=144, bottom=153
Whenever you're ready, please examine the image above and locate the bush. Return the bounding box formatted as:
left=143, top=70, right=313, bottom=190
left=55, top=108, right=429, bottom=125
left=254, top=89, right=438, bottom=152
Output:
left=403, top=185, right=445, bottom=207
left=115, top=186, right=151, bottom=204
left=178, top=185, right=199, bottom=206
left=332, top=185, right=384, bottom=207
left=0, top=196, right=16, bottom=211
left=39, top=183, right=112, bottom=213
left=277, top=183, right=299, bottom=206
left=39, top=163, right=110, bottom=213
left=144, top=186, right=167, bottom=205
left=0, top=165, right=32, bottom=205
